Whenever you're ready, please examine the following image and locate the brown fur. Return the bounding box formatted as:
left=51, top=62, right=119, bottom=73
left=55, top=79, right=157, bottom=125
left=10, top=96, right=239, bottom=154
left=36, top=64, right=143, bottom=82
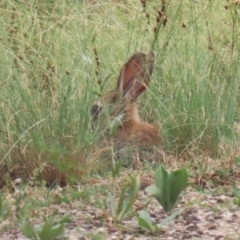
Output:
left=114, top=103, right=161, bottom=147
left=91, top=51, right=162, bottom=163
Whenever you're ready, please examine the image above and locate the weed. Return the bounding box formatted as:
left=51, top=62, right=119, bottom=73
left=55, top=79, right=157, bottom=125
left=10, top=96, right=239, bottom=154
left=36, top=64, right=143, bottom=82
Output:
left=146, top=167, right=189, bottom=213
left=108, top=175, right=140, bottom=222
left=19, top=215, right=71, bottom=240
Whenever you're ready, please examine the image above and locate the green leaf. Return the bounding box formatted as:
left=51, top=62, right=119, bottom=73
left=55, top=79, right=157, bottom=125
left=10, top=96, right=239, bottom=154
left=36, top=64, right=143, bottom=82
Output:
left=147, top=167, right=189, bottom=213
left=118, top=175, right=140, bottom=220
left=138, top=210, right=153, bottom=231
left=19, top=216, right=70, bottom=240
left=233, top=185, right=240, bottom=199
left=234, top=156, right=240, bottom=165
left=33, top=224, right=43, bottom=234
left=111, top=159, right=122, bottom=178
left=145, top=185, right=160, bottom=196
left=138, top=217, right=152, bottom=231
left=116, top=185, right=127, bottom=217
left=108, top=192, right=116, bottom=218
left=55, top=215, right=71, bottom=225
left=155, top=167, right=170, bottom=211
left=0, top=193, right=9, bottom=219
left=0, top=193, right=2, bottom=213
left=159, top=209, right=183, bottom=226
left=167, top=168, right=189, bottom=212
left=145, top=185, right=161, bottom=203
left=38, top=222, right=64, bottom=240
left=19, top=220, right=38, bottom=240
left=155, top=167, right=168, bottom=190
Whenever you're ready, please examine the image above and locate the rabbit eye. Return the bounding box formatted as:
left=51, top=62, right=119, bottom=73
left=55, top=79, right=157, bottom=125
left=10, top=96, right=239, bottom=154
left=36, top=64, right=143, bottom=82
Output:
left=91, top=104, right=102, bottom=116
left=111, top=94, right=119, bottom=103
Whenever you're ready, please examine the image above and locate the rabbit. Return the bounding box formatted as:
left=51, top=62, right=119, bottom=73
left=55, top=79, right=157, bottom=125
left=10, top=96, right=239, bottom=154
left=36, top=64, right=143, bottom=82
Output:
left=91, top=51, right=163, bottom=166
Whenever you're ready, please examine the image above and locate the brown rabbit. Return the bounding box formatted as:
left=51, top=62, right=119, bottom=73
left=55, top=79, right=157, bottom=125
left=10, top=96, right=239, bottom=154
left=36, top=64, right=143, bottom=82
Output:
left=91, top=51, right=162, bottom=166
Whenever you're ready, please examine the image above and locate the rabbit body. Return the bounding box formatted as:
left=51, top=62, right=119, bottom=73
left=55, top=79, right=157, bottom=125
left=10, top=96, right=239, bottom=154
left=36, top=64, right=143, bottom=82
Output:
left=91, top=51, right=162, bottom=164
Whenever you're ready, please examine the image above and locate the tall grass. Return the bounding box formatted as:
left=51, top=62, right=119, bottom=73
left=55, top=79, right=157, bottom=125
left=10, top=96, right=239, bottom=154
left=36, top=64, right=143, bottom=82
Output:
left=0, top=0, right=239, bottom=186
left=148, top=1, right=240, bottom=156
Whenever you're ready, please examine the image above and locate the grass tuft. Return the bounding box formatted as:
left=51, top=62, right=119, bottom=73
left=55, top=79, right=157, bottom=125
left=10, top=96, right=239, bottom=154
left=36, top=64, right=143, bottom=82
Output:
left=0, top=0, right=239, bottom=186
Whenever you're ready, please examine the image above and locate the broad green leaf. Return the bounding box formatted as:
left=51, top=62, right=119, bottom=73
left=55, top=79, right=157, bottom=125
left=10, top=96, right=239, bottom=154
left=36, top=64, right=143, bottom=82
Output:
left=155, top=167, right=168, bottom=191
left=138, top=211, right=153, bottom=231
left=145, top=185, right=160, bottom=196
left=155, top=167, right=170, bottom=211
left=38, top=222, right=52, bottom=240
left=145, top=185, right=162, bottom=204
left=148, top=167, right=189, bottom=213
left=168, top=168, right=189, bottom=212
left=138, top=217, right=152, bottom=231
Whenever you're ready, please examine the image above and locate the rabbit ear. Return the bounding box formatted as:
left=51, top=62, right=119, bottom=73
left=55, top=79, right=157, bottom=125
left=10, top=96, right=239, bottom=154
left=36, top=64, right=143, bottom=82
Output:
left=116, top=51, right=155, bottom=99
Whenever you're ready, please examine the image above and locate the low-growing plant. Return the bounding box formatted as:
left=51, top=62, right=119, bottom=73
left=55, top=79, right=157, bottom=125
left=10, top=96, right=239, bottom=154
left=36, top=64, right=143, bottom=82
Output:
left=233, top=185, right=240, bottom=207
left=108, top=175, right=140, bottom=222
left=234, top=156, right=240, bottom=166
left=19, top=215, right=71, bottom=240
left=0, top=193, right=10, bottom=220
left=138, top=209, right=182, bottom=233
left=146, top=167, right=189, bottom=213
left=138, top=210, right=159, bottom=233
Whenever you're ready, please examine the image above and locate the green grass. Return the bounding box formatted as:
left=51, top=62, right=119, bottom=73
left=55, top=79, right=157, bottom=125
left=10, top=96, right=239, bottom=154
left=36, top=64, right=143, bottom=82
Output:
left=0, top=0, right=239, bottom=186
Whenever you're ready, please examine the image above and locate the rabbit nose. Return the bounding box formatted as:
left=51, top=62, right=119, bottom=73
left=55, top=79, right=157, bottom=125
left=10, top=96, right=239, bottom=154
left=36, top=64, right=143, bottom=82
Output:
left=91, top=104, right=102, bottom=116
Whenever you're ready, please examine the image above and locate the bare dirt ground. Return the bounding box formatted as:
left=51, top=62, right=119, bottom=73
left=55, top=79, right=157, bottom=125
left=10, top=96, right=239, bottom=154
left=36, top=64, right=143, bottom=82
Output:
left=1, top=169, right=240, bottom=240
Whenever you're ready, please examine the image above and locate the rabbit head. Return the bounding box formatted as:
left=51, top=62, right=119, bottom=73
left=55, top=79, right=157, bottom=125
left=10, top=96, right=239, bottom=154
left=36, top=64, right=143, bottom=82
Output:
left=91, top=51, right=161, bottom=148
